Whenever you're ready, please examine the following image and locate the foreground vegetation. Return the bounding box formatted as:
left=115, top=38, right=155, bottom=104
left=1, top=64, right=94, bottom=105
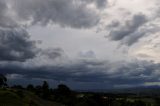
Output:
left=1, top=74, right=160, bottom=106
left=0, top=88, right=64, bottom=106
left=1, top=86, right=160, bottom=106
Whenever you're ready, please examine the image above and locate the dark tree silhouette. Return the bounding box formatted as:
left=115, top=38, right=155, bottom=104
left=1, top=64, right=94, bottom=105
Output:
left=42, top=81, right=50, bottom=99
left=42, top=81, right=49, bottom=90
left=0, top=74, right=7, bottom=87
left=11, top=85, right=24, bottom=89
left=53, top=84, right=74, bottom=105
left=27, top=84, right=34, bottom=91
left=56, top=84, right=71, bottom=96
left=35, top=85, right=42, bottom=96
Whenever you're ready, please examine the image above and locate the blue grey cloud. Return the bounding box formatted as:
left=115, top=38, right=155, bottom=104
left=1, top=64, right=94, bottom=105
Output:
left=0, top=0, right=39, bottom=62
left=108, top=14, right=148, bottom=45
left=1, top=59, right=160, bottom=89
left=11, top=0, right=100, bottom=28
left=0, top=28, right=38, bottom=61
left=0, top=0, right=159, bottom=90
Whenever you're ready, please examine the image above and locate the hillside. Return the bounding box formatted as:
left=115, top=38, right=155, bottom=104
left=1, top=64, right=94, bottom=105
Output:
left=0, top=88, right=64, bottom=106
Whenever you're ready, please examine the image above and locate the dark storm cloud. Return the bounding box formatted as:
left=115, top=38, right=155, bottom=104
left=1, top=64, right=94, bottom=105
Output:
left=2, top=59, right=160, bottom=88
left=108, top=14, right=148, bottom=45
left=0, top=28, right=38, bottom=61
left=11, top=0, right=100, bottom=28
left=0, top=0, right=39, bottom=62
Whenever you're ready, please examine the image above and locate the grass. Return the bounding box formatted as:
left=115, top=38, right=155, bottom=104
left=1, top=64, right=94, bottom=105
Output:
left=0, top=88, right=64, bottom=106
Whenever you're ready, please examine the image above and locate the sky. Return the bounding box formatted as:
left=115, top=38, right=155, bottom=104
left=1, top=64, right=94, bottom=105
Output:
left=0, top=0, right=160, bottom=90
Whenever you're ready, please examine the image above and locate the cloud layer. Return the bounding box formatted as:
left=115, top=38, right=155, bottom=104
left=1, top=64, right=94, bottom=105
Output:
left=0, top=0, right=38, bottom=62
left=10, top=0, right=101, bottom=28
left=3, top=58, right=160, bottom=89
left=0, top=28, right=37, bottom=61
left=0, top=0, right=160, bottom=89
left=108, top=14, right=148, bottom=45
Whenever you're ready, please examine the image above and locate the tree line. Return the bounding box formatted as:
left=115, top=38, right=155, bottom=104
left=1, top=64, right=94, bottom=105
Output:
left=0, top=74, right=158, bottom=106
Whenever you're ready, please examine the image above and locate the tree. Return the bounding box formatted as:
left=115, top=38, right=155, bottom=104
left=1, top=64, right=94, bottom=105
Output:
left=54, top=84, right=73, bottom=105
left=42, top=81, right=49, bottom=90
left=11, top=85, right=24, bottom=89
left=27, top=84, right=34, bottom=91
left=35, top=85, right=42, bottom=96
left=0, top=74, right=7, bottom=87
left=134, top=100, right=146, bottom=106
left=42, top=81, right=50, bottom=99
left=56, top=84, right=71, bottom=95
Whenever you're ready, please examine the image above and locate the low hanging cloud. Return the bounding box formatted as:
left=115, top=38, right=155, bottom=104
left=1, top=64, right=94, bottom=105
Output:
left=1, top=57, right=160, bottom=88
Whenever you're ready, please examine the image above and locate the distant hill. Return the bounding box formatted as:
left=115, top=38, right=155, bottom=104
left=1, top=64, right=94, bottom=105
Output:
left=0, top=88, right=64, bottom=106
left=80, top=86, right=160, bottom=96
left=119, top=86, right=160, bottom=96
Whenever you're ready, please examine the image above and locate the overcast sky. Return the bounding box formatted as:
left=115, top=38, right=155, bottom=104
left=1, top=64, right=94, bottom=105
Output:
left=0, top=0, right=160, bottom=89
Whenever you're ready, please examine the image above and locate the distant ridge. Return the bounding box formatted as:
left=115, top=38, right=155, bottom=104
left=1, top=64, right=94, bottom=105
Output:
left=76, top=85, right=160, bottom=95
